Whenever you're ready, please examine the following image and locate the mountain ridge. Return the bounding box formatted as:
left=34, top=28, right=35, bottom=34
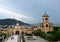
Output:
left=0, top=18, right=31, bottom=26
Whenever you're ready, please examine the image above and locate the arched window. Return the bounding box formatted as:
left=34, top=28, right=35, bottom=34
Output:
left=46, top=24, right=48, bottom=27
left=42, top=23, right=44, bottom=27
left=45, top=18, right=48, bottom=20
left=42, top=25, right=44, bottom=27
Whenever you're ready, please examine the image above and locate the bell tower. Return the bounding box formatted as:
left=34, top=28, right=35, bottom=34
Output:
left=42, top=11, right=49, bottom=23
left=39, top=11, right=53, bottom=33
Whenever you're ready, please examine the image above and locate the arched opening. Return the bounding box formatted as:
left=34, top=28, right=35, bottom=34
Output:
left=45, top=18, right=48, bottom=20
left=46, top=24, right=48, bottom=27
left=15, top=31, right=19, bottom=34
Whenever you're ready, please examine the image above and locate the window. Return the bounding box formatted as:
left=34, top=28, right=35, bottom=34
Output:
left=45, top=18, right=48, bottom=20
left=46, top=24, right=48, bottom=27
left=43, top=18, right=44, bottom=20
left=42, top=23, right=44, bottom=27
left=42, top=25, right=44, bottom=27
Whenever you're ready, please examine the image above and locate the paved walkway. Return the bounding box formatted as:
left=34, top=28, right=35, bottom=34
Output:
left=25, top=36, right=48, bottom=42
left=4, top=35, right=18, bottom=42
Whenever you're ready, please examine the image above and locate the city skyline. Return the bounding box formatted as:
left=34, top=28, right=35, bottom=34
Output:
left=0, top=0, right=60, bottom=24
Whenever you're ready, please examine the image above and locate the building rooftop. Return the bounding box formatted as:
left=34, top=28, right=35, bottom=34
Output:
left=42, top=11, right=49, bottom=17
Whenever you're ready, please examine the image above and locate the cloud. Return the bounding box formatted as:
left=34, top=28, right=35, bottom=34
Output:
left=0, top=7, right=35, bottom=23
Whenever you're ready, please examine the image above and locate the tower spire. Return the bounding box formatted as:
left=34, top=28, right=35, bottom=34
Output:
left=45, top=10, right=46, bottom=14
left=42, top=10, right=49, bottom=17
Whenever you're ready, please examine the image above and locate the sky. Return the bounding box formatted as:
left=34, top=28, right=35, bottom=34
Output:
left=0, top=0, right=60, bottom=24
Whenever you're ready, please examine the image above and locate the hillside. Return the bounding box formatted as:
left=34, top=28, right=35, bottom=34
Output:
left=0, top=19, right=31, bottom=26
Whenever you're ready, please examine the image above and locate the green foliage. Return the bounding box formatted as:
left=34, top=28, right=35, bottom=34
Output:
left=3, top=33, right=9, bottom=39
left=32, top=27, right=60, bottom=41
left=45, top=34, right=55, bottom=41
left=32, top=29, right=41, bottom=36
left=0, top=39, right=2, bottom=42
left=24, top=33, right=32, bottom=36
left=22, top=34, right=25, bottom=42
left=0, top=32, right=3, bottom=37
left=47, top=26, right=60, bottom=41
left=53, top=26, right=60, bottom=31
left=0, top=32, right=10, bottom=42
left=3, top=33, right=7, bottom=39
left=53, top=29, right=60, bottom=41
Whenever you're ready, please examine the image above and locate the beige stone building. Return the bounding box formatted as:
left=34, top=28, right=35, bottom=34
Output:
left=37, top=12, right=53, bottom=33
left=0, top=12, right=53, bottom=34
left=1, top=23, right=33, bottom=34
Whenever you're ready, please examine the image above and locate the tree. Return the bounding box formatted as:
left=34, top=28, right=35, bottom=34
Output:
left=0, top=32, right=3, bottom=37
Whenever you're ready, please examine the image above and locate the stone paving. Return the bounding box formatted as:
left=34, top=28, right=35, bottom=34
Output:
left=4, top=35, right=18, bottom=42
left=25, top=36, right=48, bottom=42
left=4, top=35, right=49, bottom=42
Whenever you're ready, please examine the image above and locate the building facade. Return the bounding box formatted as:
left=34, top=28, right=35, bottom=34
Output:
left=0, top=12, right=53, bottom=34
left=1, top=23, right=33, bottom=34
left=37, top=12, right=53, bottom=33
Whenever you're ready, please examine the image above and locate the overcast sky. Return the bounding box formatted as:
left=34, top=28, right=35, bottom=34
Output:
left=0, top=0, right=60, bottom=24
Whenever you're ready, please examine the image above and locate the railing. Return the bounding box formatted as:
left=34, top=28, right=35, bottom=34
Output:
left=18, top=34, right=25, bottom=42
left=2, top=35, right=11, bottom=42
left=17, top=35, right=21, bottom=42
left=21, top=34, right=25, bottom=42
left=0, top=37, right=3, bottom=42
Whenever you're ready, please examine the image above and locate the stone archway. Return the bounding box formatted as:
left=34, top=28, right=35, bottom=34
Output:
left=15, top=31, right=19, bottom=34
